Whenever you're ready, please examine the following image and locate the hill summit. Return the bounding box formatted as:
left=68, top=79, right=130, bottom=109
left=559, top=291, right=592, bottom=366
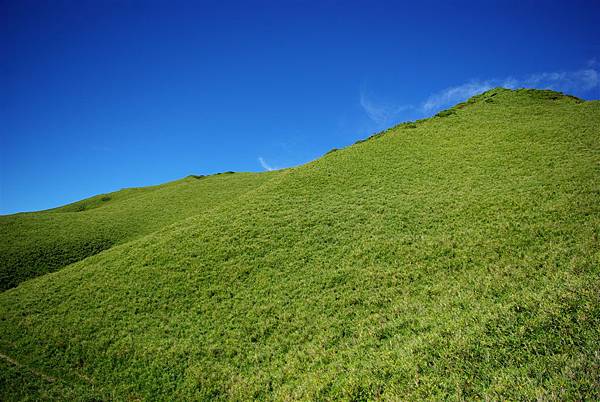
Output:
left=464, top=87, right=584, bottom=105
left=1, top=88, right=599, bottom=400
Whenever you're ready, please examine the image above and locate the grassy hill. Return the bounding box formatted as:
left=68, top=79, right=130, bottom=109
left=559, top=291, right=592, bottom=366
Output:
left=1, top=88, right=599, bottom=400
left=0, top=171, right=279, bottom=291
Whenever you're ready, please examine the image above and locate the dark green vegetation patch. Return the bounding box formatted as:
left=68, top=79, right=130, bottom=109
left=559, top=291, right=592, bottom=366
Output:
left=1, top=89, right=599, bottom=400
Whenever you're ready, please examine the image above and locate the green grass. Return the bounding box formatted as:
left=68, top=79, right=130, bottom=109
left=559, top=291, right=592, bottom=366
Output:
left=0, top=171, right=279, bottom=291
left=1, top=88, right=599, bottom=400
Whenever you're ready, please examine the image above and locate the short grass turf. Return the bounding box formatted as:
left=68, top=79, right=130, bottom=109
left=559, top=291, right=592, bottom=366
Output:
left=1, top=88, right=599, bottom=400
left=0, top=171, right=279, bottom=290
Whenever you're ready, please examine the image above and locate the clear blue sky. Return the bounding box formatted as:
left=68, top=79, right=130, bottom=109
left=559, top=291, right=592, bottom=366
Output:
left=1, top=0, right=599, bottom=214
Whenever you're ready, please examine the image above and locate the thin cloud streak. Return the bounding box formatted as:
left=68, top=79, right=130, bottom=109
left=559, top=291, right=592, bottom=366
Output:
left=422, top=68, right=599, bottom=113
left=518, top=69, right=598, bottom=92
left=359, top=91, right=413, bottom=125
left=421, top=81, right=494, bottom=112
left=258, top=157, right=275, bottom=171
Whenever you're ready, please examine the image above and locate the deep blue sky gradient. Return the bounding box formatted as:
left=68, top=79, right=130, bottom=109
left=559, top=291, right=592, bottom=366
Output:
left=2, top=0, right=600, bottom=214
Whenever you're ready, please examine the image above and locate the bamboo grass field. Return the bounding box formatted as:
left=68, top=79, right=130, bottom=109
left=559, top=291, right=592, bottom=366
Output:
left=1, top=88, right=599, bottom=400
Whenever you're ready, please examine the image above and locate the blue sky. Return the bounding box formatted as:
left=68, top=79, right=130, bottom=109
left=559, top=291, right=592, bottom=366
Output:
left=1, top=0, right=599, bottom=214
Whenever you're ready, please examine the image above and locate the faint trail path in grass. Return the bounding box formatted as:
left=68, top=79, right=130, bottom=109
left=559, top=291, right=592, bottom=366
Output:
left=0, top=351, right=57, bottom=383
left=0, top=350, right=96, bottom=386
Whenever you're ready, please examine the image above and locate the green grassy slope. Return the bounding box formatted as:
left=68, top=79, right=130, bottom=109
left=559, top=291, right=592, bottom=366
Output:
left=1, top=88, right=599, bottom=400
left=0, top=171, right=279, bottom=290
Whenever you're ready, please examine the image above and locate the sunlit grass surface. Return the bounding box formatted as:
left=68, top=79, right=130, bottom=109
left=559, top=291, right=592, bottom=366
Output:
left=1, top=89, right=599, bottom=400
left=0, top=171, right=278, bottom=290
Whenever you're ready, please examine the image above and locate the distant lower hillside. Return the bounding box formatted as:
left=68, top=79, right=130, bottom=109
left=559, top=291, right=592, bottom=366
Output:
left=0, top=171, right=279, bottom=290
left=1, top=88, right=599, bottom=400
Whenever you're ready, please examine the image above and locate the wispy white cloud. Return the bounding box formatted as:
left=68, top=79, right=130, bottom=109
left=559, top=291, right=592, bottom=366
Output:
left=359, top=91, right=413, bottom=125
left=258, top=156, right=275, bottom=171
left=517, top=69, right=598, bottom=92
left=421, top=67, right=599, bottom=113
left=421, top=80, right=494, bottom=112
